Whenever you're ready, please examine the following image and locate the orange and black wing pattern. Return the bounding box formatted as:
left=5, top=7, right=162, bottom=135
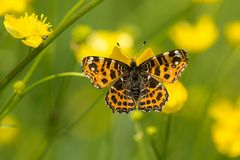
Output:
left=139, top=49, right=188, bottom=83
left=138, top=74, right=169, bottom=112
left=82, top=56, right=130, bottom=88
left=105, top=75, right=136, bottom=113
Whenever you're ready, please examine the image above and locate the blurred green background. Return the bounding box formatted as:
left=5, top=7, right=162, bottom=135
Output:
left=0, top=0, right=240, bottom=160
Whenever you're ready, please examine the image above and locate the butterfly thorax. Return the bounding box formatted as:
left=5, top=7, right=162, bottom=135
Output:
left=130, top=61, right=141, bottom=101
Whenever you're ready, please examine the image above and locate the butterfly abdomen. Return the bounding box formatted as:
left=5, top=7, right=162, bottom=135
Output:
left=130, top=61, right=141, bottom=101
left=131, top=77, right=140, bottom=101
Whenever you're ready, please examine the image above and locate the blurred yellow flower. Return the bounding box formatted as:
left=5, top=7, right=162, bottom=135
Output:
left=192, top=0, right=220, bottom=4
left=146, top=125, right=157, bottom=136
left=162, top=81, right=188, bottom=114
left=225, top=21, right=240, bottom=47
left=130, top=110, right=143, bottom=121
left=209, top=98, right=240, bottom=158
left=169, top=15, right=219, bottom=53
left=0, top=116, right=19, bottom=145
left=4, top=13, right=52, bottom=48
left=73, top=29, right=134, bottom=63
left=133, top=131, right=143, bottom=142
left=71, top=25, right=92, bottom=44
left=0, top=0, right=28, bottom=16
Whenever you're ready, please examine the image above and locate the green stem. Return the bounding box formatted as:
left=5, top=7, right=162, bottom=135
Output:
left=0, top=93, right=18, bottom=119
left=162, top=115, right=172, bottom=159
left=23, top=72, right=84, bottom=95
left=23, top=49, right=44, bottom=83
left=0, top=72, right=85, bottom=121
left=59, top=92, right=105, bottom=135
left=150, top=138, right=162, bottom=160
left=0, top=0, right=103, bottom=90
left=60, top=0, right=85, bottom=24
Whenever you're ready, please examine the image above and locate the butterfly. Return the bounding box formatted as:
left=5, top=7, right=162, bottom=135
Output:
left=82, top=47, right=188, bottom=113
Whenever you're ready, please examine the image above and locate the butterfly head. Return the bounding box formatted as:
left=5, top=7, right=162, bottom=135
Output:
left=130, top=58, right=137, bottom=68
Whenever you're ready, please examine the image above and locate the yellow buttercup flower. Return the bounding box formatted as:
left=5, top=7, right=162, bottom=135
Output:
left=225, top=21, right=240, bottom=47
left=73, top=29, right=134, bottom=63
left=4, top=13, right=52, bottom=48
left=192, top=0, right=220, bottom=4
left=209, top=98, right=240, bottom=158
left=0, top=116, right=19, bottom=145
left=0, top=0, right=28, bottom=16
left=169, top=15, right=219, bottom=53
left=162, top=81, right=188, bottom=114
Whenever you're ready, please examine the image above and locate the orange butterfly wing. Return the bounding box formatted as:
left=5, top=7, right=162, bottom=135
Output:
left=138, top=74, right=169, bottom=112
left=139, top=49, right=188, bottom=83
left=82, top=56, right=130, bottom=88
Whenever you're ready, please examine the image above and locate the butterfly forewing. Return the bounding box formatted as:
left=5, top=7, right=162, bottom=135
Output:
left=105, top=76, right=136, bottom=113
left=82, top=56, right=130, bottom=88
left=139, top=49, right=188, bottom=83
left=138, top=74, right=169, bottom=112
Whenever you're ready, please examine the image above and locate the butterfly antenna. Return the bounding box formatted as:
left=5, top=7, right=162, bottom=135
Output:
left=134, top=41, right=147, bottom=54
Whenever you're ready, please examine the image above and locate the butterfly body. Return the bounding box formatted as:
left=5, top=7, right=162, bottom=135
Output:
left=82, top=49, right=188, bottom=113
left=129, top=61, right=141, bottom=101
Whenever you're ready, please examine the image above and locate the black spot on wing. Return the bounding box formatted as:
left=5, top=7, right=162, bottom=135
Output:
left=111, top=95, right=117, bottom=104
left=154, top=68, right=160, bottom=76
left=156, top=92, right=162, bottom=101
left=113, top=79, right=124, bottom=90
left=110, top=70, right=116, bottom=79
left=89, top=63, right=98, bottom=70
left=106, top=60, right=111, bottom=69
left=164, top=74, right=170, bottom=79
left=101, top=78, right=108, bottom=84
left=149, top=78, right=158, bottom=88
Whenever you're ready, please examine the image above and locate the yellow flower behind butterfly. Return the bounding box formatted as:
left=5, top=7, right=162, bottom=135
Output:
left=169, top=15, right=219, bottom=53
left=162, top=81, right=188, bottom=113
left=0, top=116, right=19, bottom=145
left=225, top=21, right=240, bottom=47
left=71, top=25, right=134, bottom=63
left=4, top=12, right=52, bottom=48
left=0, top=0, right=29, bottom=16
left=209, top=98, right=240, bottom=158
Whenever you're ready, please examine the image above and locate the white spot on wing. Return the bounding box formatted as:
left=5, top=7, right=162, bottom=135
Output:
left=174, top=50, right=179, bottom=54
left=91, top=67, right=95, bottom=71
left=87, top=60, right=93, bottom=64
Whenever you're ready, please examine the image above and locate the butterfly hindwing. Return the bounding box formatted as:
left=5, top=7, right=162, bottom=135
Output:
left=82, top=56, right=130, bottom=88
left=105, top=76, right=136, bottom=113
left=139, top=49, right=188, bottom=83
left=138, top=74, right=169, bottom=112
